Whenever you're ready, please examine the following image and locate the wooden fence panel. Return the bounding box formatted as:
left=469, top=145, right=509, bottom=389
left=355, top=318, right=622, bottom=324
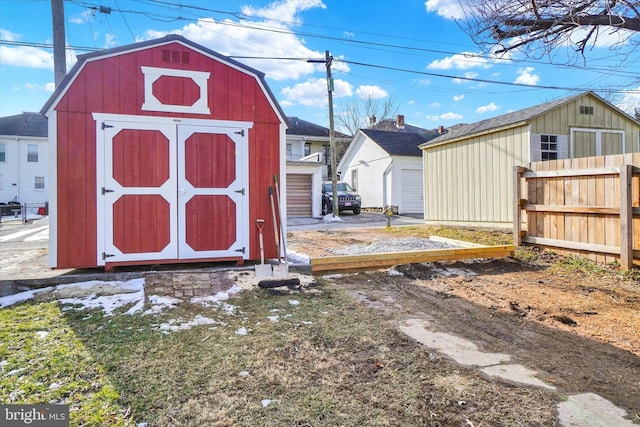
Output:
left=515, top=153, right=640, bottom=269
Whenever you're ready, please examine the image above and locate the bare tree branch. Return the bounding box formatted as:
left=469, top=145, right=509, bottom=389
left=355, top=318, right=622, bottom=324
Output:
left=461, top=0, right=640, bottom=62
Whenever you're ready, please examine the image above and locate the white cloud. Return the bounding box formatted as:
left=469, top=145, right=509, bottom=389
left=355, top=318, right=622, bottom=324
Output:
left=344, top=31, right=355, bottom=38
left=453, top=71, right=478, bottom=84
left=514, top=67, right=540, bottom=85
left=0, top=29, right=19, bottom=42
left=69, top=10, right=95, bottom=24
left=428, top=52, right=491, bottom=70
left=141, top=6, right=344, bottom=82
left=424, top=0, right=466, bottom=19
left=453, top=94, right=464, bottom=101
left=408, top=100, right=415, bottom=105
left=104, top=33, right=118, bottom=49
left=476, top=102, right=499, bottom=113
left=429, top=102, right=441, bottom=108
left=0, top=45, right=53, bottom=69
left=355, top=85, right=387, bottom=100
left=242, top=0, right=326, bottom=24
left=426, top=112, right=463, bottom=121
left=281, top=77, right=352, bottom=108
left=617, top=86, right=640, bottom=114
left=45, top=82, right=55, bottom=92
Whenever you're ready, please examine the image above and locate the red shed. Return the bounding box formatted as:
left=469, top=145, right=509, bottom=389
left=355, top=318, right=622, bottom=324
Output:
left=41, top=35, right=288, bottom=270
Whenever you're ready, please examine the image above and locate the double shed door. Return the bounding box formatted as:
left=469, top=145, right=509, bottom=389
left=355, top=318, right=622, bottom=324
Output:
left=95, top=114, right=251, bottom=265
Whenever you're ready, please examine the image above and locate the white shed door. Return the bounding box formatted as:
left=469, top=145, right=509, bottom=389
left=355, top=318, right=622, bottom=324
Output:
left=98, top=117, right=248, bottom=264
left=400, top=169, right=424, bottom=214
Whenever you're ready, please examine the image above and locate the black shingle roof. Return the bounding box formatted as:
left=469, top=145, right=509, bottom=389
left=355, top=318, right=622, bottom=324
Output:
left=286, top=116, right=349, bottom=138
left=0, top=112, right=48, bottom=137
left=361, top=129, right=436, bottom=157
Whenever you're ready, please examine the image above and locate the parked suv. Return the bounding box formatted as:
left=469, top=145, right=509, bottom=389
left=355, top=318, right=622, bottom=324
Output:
left=322, top=181, right=361, bottom=215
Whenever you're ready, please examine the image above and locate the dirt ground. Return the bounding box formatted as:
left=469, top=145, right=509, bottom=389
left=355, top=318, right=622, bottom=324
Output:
left=288, top=227, right=640, bottom=422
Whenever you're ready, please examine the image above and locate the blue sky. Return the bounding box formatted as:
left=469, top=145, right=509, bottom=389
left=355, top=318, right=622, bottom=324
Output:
left=1, top=0, right=639, bottom=133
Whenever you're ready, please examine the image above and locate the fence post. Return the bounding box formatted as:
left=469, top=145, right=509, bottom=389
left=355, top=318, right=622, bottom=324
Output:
left=513, top=166, right=525, bottom=246
left=620, top=164, right=633, bottom=270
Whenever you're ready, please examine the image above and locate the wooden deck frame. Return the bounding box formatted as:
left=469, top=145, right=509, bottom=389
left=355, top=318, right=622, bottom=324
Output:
left=310, top=245, right=515, bottom=275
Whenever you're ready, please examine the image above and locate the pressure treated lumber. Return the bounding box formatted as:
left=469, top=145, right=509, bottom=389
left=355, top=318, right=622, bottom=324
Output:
left=310, top=245, right=515, bottom=275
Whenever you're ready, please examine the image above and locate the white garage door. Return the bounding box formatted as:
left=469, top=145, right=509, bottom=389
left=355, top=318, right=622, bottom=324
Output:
left=400, top=169, right=424, bottom=214
left=286, top=173, right=312, bottom=217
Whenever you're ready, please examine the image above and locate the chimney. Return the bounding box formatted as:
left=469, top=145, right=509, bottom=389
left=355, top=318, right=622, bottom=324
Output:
left=438, top=125, right=445, bottom=134
left=396, top=114, right=405, bottom=129
left=369, top=115, right=377, bottom=125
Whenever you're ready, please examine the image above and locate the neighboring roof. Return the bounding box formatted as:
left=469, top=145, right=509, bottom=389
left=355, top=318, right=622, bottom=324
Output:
left=40, top=35, right=288, bottom=126
left=421, top=91, right=638, bottom=148
left=0, top=112, right=47, bottom=137
left=286, top=116, right=350, bottom=139
left=361, top=129, right=436, bottom=157
left=370, top=118, right=436, bottom=135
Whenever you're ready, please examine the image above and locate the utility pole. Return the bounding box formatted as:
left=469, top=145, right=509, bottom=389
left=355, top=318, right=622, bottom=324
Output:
left=309, top=51, right=338, bottom=216
left=51, top=0, right=66, bottom=87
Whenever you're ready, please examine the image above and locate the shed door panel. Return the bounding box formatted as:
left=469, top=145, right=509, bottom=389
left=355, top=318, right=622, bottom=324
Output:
left=177, top=124, right=247, bottom=259
left=400, top=169, right=424, bottom=214
left=286, top=174, right=312, bottom=217
left=100, top=120, right=247, bottom=264
left=102, top=122, right=178, bottom=262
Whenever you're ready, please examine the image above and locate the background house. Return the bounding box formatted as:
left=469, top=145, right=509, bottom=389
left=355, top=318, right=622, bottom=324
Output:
left=285, top=117, right=350, bottom=218
left=0, top=112, right=48, bottom=208
left=338, top=128, right=439, bottom=215
left=420, top=91, right=640, bottom=229
left=41, top=35, right=287, bottom=270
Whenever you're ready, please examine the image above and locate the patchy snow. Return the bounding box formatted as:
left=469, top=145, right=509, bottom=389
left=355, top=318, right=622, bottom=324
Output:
left=157, top=315, right=220, bottom=333
left=267, top=315, right=279, bottom=322
left=235, top=327, right=249, bottom=335
left=261, top=399, right=277, bottom=407
left=0, top=287, right=54, bottom=309
left=288, top=299, right=300, bottom=306
left=286, top=250, right=310, bottom=266
left=387, top=269, right=404, bottom=276
left=323, top=214, right=343, bottom=223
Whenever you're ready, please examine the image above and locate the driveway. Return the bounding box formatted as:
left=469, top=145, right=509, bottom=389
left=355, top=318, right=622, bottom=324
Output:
left=288, top=212, right=424, bottom=231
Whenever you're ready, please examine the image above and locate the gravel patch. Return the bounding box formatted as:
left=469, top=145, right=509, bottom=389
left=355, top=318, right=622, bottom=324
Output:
left=331, top=237, right=458, bottom=256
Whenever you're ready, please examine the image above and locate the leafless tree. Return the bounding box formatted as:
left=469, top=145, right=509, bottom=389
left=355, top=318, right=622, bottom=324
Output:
left=336, top=95, right=399, bottom=136
left=460, top=0, right=640, bottom=61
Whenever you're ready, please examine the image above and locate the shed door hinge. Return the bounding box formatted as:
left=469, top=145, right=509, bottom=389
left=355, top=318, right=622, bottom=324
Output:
left=102, top=252, right=115, bottom=260
left=101, top=122, right=114, bottom=130
left=234, top=188, right=245, bottom=195
left=101, top=187, right=114, bottom=195
left=234, top=129, right=244, bottom=136
left=235, top=247, right=246, bottom=254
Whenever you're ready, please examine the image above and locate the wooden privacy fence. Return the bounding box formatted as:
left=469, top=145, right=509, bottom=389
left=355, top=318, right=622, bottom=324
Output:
left=513, top=153, right=640, bottom=270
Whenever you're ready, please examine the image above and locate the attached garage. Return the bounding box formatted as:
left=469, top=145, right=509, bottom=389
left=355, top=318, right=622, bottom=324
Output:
left=286, top=173, right=312, bottom=217
left=41, top=35, right=287, bottom=270
left=400, top=169, right=423, bottom=214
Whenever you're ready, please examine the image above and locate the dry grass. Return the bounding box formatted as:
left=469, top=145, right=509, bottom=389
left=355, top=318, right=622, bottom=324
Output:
left=1, top=281, right=559, bottom=426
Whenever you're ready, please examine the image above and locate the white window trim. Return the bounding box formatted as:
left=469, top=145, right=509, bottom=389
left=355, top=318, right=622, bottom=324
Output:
left=570, top=128, right=625, bottom=157
left=141, top=66, right=211, bottom=114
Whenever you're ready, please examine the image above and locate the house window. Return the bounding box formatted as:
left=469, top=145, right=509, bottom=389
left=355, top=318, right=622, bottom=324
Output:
left=351, top=169, right=358, bottom=191
left=540, top=135, right=558, bottom=160
left=27, top=144, right=38, bottom=162
left=35, top=176, right=45, bottom=189
left=0, top=143, right=5, bottom=162
left=304, top=143, right=311, bottom=157
left=286, top=144, right=292, bottom=160
left=579, top=105, right=594, bottom=115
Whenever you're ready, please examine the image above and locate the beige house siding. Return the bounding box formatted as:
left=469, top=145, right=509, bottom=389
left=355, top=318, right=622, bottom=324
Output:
left=423, top=125, right=529, bottom=228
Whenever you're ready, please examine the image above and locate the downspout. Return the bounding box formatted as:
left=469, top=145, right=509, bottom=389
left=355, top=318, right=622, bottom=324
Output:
left=382, top=159, right=393, bottom=209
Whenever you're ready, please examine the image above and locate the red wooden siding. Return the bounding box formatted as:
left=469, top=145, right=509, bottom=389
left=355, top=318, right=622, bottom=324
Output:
left=113, top=195, right=171, bottom=254
left=53, top=40, right=282, bottom=268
